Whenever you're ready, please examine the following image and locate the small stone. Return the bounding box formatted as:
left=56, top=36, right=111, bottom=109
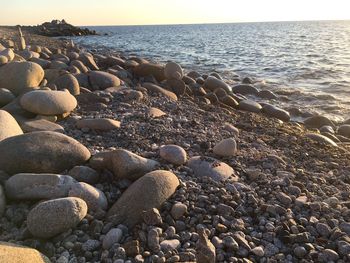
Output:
left=316, top=222, right=331, bottom=237
left=68, top=166, right=99, bottom=184
left=318, top=249, right=339, bottom=262
left=159, top=145, right=187, bottom=165
left=196, top=229, right=216, bottom=263
left=223, top=123, right=239, bottom=137
left=160, top=239, right=180, bottom=252
left=147, top=107, right=166, bottom=118
left=82, top=239, right=100, bottom=252
left=142, top=208, right=163, bottom=225
left=294, top=246, right=307, bottom=258
left=148, top=228, right=160, bottom=252
left=76, top=118, right=121, bottom=131
left=251, top=246, right=265, bottom=257
left=213, top=138, right=237, bottom=157
left=123, top=240, right=140, bottom=257
left=103, top=228, right=123, bottom=250
left=170, top=203, right=187, bottom=220
left=276, top=192, right=292, bottom=206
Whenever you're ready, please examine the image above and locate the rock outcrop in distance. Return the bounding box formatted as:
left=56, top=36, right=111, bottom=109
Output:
left=20, top=19, right=97, bottom=37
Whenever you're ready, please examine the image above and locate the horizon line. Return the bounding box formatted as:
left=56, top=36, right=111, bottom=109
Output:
left=1, top=18, right=350, bottom=28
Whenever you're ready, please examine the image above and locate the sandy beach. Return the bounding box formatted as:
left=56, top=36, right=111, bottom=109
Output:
left=1, top=25, right=350, bottom=263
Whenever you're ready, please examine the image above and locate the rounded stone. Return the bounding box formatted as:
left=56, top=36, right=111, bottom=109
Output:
left=51, top=73, right=80, bottom=95
left=20, top=90, right=77, bottom=115
left=159, top=145, right=187, bottom=165
left=213, top=138, right=237, bottom=157
left=238, top=100, right=262, bottom=113
left=107, top=170, right=179, bottom=228
left=27, top=197, right=87, bottom=239
left=164, top=62, right=183, bottom=80
left=304, top=115, right=334, bottom=129
left=170, top=203, right=187, bottom=220
left=338, top=125, right=350, bottom=138
left=204, top=76, right=231, bottom=93
left=306, top=133, right=337, bottom=147
left=187, top=156, right=237, bottom=182
left=103, top=228, right=123, bottom=250
left=0, top=88, right=15, bottom=107
left=68, top=166, right=99, bottom=184
left=0, top=110, right=23, bottom=142
left=0, top=242, right=51, bottom=263
left=88, top=71, right=121, bottom=90
left=232, top=84, right=259, bottom=95
left=134, top=63, right=166, bottom=82
left=0, top=61, right=44, bottom=95
left=0, top=131, right=91, bottom=174
left=20, top=119, right=64, bottom=133
left=68, top=182, right=108, bottom=213
left=5, top=173, right=76, bottom=200
left=262, top=104, right=290, bottom=122
left=0, top=185, right=5, bottom=217
left=76, top=118, right=121, bottom=131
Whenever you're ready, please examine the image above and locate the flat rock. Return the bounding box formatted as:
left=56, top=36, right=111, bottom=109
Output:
left=143, top=82, right=178, bottom=101
left=196, top=229, right=216, bottom=263
left=5, top=173, right=76, bottom=200
left=0, top=242, right=51, bottom=263
left=0, top=110, right=23, bottom=141
left=213, top=138, right=237, bottom=157
left=89, top=71, right=121, bottom=90
left=159, top=145, right=187, bottom=165
left=20, top=119, right=64, bottom=133
left=68, top=182, right=108, bottom=213
left=76, top=118, right=121, bottom=131
left=0, top=131, right=91, bottom=174
left=20, top=90, right=77, bottom=115
left=107, top=170, right=179, bottom=227
left=27, top=197, right=87, bottom=238
left=238, top=100, right=262, bottom=113
left=90, top=149, right=159, bottom=181
left=187, top=156, right=237, bottom=182
left=0, top=61, right=44, bottom=95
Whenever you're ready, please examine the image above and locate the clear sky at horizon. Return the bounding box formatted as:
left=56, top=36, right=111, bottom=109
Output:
left=1, top=0, right=350, bottom=26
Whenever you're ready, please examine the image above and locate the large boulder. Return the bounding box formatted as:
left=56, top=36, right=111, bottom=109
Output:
left=88, top=71, right=121, bottom=90
left=204, top=76, right=231, bottom=93
left=134, top=63, right=165, bottom=82
left=0, top=110, right=23, bottom=142
left=20, top=90, right=77, bottom=115
left=0, top=242, right=51, bottom=263
left=5, top=173, right=76, bottom=200
left=0, top=61, right=44, bottom=95
left=90, top=149, right=159, bottom=181
left=27, top=197, right=87, bottom=239
left=187, top=156, right=237, bottom=182
left=0, top=131, right=91, bottom=174
left=107, top=170, right=179, bottom=227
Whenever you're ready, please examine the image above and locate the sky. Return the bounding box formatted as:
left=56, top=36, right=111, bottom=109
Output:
left=1, top=0, right=350, bottom=26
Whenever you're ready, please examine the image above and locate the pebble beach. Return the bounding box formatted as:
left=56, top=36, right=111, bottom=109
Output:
left=1, top=25, right=350, bottom=263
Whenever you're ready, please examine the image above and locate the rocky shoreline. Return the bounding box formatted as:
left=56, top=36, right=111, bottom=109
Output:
left=1, top=27, right=350, bottom=263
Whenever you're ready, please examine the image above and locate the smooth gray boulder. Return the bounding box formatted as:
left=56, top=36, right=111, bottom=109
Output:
left=0, top=131, right=91, bottom=174
left=27, top=197, right=87, bottom=238
left=5, top=173, right=76, bottom=200
left=107, top=170, right=179, bottom=227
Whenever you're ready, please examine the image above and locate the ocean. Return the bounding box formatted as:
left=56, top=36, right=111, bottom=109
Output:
left=71, top=21, right=350, bottom=122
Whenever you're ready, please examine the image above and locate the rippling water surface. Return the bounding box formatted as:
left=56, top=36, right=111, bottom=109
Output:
left=72, top=21, right=350, bottom=121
